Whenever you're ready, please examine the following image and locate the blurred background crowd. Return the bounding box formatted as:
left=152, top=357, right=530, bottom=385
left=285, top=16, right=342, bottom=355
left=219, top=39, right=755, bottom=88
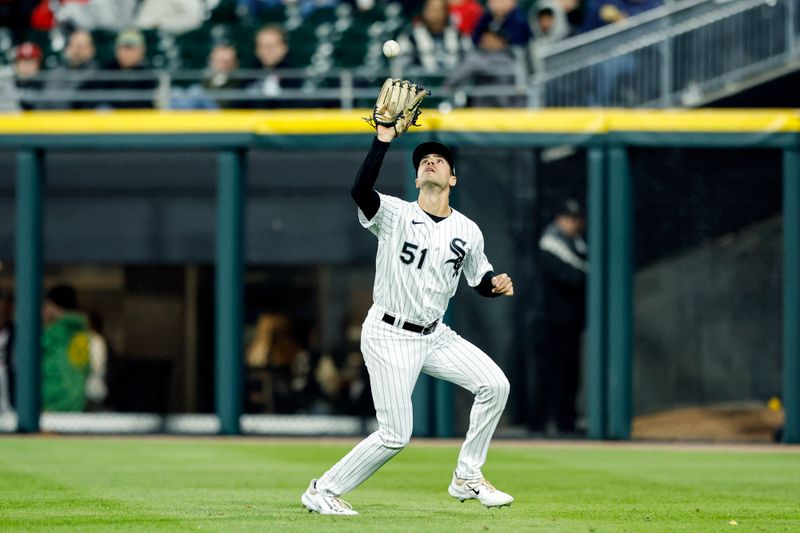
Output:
left=0, top=0, right=668, bottom=110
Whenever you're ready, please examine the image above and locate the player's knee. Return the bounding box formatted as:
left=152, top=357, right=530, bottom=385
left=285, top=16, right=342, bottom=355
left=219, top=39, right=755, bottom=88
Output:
left=498, top=374, right=511, bottom=401
left=379, top=426, right=412, bottom=449
left=489, top=374, right=511, bottom=405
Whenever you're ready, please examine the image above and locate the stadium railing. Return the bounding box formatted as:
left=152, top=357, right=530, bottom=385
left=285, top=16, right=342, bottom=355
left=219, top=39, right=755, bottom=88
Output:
left=530, top=0, right=800, bottom=107
left=6, top=0, right=797, bottom=110
left=7, top=64, right=528, bottom=110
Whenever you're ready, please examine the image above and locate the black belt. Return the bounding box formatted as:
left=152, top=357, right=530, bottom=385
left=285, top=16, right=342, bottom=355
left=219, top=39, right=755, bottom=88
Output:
left=382, top=313, right=439, bottom=335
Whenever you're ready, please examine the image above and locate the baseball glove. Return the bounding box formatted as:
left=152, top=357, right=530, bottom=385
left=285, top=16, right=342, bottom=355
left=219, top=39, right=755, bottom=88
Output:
left=365, top=78, right=430, bottom=136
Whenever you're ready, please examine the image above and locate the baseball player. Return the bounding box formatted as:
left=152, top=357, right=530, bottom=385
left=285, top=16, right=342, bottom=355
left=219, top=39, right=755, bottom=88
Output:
left=302, top=80, right=514, bottom=515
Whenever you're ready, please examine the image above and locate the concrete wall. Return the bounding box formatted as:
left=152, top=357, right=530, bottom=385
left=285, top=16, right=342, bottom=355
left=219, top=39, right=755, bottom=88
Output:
left=634, top=217, right=782, bottom=414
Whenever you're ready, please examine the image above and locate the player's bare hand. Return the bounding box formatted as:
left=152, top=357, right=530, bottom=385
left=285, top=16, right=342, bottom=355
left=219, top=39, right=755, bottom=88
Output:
left=376, top=124, right=397, bottom=143
left=491, top=273, right=514, bottom=296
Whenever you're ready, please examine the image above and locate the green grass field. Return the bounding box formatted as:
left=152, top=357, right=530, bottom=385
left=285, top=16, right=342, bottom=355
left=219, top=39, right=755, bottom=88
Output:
left=0, top=437, right=798, bottom=532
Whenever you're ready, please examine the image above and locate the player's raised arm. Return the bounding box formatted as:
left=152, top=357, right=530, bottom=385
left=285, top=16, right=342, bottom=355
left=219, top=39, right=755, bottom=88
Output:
left=352, top=78, right=429, bottom=221
left=350, top=132, right=392, bottom=221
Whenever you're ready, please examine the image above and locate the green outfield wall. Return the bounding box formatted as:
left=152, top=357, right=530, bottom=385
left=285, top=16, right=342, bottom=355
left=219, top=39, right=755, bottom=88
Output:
left=3, top=109, right=799, bottom=442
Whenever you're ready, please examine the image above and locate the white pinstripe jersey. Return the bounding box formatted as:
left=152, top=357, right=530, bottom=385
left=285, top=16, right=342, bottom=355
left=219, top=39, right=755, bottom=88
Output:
left=358, top=192, right=493, bottom=324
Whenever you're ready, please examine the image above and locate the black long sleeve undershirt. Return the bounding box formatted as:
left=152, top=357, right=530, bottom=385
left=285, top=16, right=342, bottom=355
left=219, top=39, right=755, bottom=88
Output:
left=351, top=137, right=390, bottom=220
left=475, top=271, right=500, bottom=298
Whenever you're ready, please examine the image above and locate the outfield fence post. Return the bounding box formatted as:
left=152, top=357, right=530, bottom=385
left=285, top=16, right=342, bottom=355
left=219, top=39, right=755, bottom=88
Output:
left=586, top=146, right=609, bottom=440
left=783, top=146, right=800, bottom=444
left=216, top=149, right=247, bottom=435
left=14, top=150, right=45, bottom=433
left=607, top=145, right=633, bottom=440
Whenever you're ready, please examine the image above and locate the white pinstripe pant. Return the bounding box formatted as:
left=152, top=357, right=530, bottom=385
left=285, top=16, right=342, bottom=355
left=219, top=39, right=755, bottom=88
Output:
left=316, top=306, right=510, bottom=496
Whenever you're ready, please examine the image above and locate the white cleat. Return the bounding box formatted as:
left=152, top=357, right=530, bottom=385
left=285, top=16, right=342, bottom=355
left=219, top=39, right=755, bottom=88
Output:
left=448, top=473, right=514, bottom=508
left=301, top=479, right=359, bottom=515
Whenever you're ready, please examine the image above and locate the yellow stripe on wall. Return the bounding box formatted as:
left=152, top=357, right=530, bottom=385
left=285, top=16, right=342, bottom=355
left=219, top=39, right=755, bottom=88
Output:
left=0, top=109, right=798, bottom=135
left=604, top=109, right=800, bottom=132
left=0, top=110, right=269, bottom=134
left=430, top=109, right=609, bottom=133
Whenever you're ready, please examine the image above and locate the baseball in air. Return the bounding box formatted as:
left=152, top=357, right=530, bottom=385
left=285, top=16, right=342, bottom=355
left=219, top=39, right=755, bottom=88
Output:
left=383, top=39, right=400, bottom=58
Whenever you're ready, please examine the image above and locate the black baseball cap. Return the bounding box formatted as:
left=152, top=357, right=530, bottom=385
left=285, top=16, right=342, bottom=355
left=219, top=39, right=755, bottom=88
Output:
left=558, top=198, right=585, bottom=218
left=46, top=284, right=78, bottom=310
left=413, top=142, right=455, bottom=175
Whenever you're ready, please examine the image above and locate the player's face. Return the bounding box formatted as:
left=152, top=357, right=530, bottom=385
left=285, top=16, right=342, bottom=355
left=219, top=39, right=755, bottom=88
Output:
left=416, top=153, right=456, bottom=189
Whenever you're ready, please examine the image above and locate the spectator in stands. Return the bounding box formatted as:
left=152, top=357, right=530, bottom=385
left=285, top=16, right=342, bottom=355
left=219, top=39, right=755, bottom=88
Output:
left=444, top=28, right=524, bottom=107
left=90, top=28, right=157, bottom=109
left=203, top=41, right=245, bottom=102
left=38, top=29, right=98, bottom=110
left=472, top=0, right=532, bottom=47
left=447, top=0, right=484, bottom=36
left=580, top=0, right=662, bottom=33
left=56, top=0, right=138, bottom=31
left=528, top=0, right=571, bottom=66
left=136, top=0, right=205, bottom=35
left=64, top=29, right=97, bottom=71
left=13, top=42, right=43, bottom=110
left=248, top=25, right=303, bottom=108
left=581, top=0, right=662, bottom=105
left=172, top=40, right=246, bottom=109
left=397, top=0, right=468, bottom=75
left=530, top=1, right=570, bottom=48
left=0, top=290, right=14, bottom=414
left=529, top=199, right=587, bottom=436
left=41, top=285, right=90, bottom=413
left=175, top=40, right=246, bottom=109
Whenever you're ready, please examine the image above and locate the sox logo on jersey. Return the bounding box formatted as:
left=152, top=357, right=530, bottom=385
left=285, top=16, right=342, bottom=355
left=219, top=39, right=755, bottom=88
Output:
left=445, top=238, right=467, bottom=277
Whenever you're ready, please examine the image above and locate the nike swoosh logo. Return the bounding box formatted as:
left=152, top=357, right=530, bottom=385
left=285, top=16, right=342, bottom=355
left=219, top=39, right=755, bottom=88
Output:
left=469, top=487, right=480, bottom=495
left=412, top=220, right=424, bottom=225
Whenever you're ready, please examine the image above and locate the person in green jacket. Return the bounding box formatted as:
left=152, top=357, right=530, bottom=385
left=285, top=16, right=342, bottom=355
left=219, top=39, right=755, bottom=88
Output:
left=41, top=285, right=90, bottom=412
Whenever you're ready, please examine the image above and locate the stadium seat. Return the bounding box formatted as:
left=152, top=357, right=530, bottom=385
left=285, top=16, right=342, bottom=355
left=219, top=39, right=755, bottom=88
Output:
left=288, top=25, right=318, bottom=68
left=91, top=30, right=117, bottom=67
left=306, top=6, right=338, bottom=27
left=175, top=26, right=214, bottom=70
left=256, top=5, right=288, bottom=25
left=333, top=26, right=370, bottom=68
left=210, top=0, right=241, bottom=23
left=231, top=23, right=257, bottom=69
